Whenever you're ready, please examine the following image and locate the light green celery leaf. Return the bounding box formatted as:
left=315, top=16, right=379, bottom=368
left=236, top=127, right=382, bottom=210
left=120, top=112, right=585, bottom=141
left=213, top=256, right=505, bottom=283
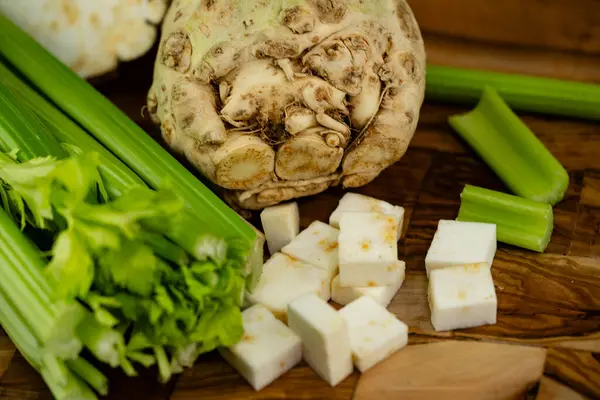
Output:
left=181, top=265, right=212, bottom=303
left=191, top=303, right=243, bottom=352
left=52, top=152, right=104, bottom=205
left=73, top=218, right=122, bottom=252
left=47, top=227, right=95, bottom=298
left=99, top=240, right=159, bottom=297
left=84, top=293, right=121, bottom=327
left=154, top=286, right=175, bottom=314
left=71, top=187, right=184, bottom=240
left=127, top=351, right=156, bottom=368
left=0, top=153, right=59, bottom=228
left=127, top=331, right=153, bottom=351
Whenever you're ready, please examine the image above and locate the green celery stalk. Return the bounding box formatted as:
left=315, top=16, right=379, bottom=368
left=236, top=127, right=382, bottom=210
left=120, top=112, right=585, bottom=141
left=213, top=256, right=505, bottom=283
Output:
left=0, top=14, right=259, bottom=253
left=0, top=60, right=263, bottom=291
left=0, top=207, right=86, bottom=358
left=426, top=64, right=600, bottom=121
left=448, top=86, right=569, bottom=205
left=65, top=358, right=109, bottom=396
left=0, top=213, right=101, bottom=399
left=457, top=184, right=554, bottom=252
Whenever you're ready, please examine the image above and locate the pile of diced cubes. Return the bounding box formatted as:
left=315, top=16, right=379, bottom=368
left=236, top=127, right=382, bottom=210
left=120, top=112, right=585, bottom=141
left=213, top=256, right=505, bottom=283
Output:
left=218, top=193, right=499, bottom=391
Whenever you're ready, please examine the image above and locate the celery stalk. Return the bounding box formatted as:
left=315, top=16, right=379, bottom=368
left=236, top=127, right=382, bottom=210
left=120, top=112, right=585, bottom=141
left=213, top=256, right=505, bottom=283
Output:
left=0, top=60, right=263, bottom=291
left=0, top=209, right=85, bottom=358
left=449, top=86, right=569, bottom=205
left=65, top=358, right=109, bottom=396
left=457, top=184, right=554, bottom=252
left=426, top=64, right=600, bottom=121
left=0, top=15, right=257, bottom=248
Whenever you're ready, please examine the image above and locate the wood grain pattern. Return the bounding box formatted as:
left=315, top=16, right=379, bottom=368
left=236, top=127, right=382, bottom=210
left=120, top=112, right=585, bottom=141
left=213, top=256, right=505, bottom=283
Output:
left=0, top=331, right=15, bottom=381
left=537, top=377, right=591, bottom=400
left=409, top=0, right=600, bottom=55
left=353, top=341, right=547, bottom=400
left=544, top=348, right=600, bottom=399
left=2, top=0, right=600, bottom=399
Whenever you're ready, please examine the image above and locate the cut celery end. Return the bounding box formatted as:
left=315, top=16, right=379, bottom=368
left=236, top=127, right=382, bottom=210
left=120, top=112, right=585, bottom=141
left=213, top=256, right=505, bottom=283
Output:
left=449, top=86, right=569, bottom=205
left=426, top=64, right=600, bottom=121
left=457, top=184, right=554, bottom=252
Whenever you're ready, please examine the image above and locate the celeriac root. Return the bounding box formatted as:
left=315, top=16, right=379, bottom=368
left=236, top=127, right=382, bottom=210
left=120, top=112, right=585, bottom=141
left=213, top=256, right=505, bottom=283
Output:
left=148, top=0, right=426, bottom=209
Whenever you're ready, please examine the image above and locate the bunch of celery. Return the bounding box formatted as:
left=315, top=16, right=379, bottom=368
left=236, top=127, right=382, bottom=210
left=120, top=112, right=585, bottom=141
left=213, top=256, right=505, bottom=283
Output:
left=0, top=12, right=266, bottom=399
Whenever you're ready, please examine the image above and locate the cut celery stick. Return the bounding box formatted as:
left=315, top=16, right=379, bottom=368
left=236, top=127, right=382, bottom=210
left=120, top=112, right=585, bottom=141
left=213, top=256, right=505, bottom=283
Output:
left=449, top=86, right=569, bottom=205
left=457, top=184, right=554, bottom=252
left=426, top=64, right=600, bottom=121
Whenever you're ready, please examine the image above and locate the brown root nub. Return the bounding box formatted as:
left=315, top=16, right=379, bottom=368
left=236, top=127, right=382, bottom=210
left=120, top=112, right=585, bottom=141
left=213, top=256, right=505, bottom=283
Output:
left=194, top=42, right=250, bottom=83
left=220, top=60, right=294, bottom=126
left=285, top=106, right=318, bottom=134
left=378, top=51, right=422, bottom=85
left=300, top=78, right=348, bottom=114
left=316, top=112, right=349, bottom=136
left=146, top=91, right=160, bottom=124
left=309, top=0, right=347, bottom=23
left=280, top=5, right=315, bottom=34
left=275, top=130, right=343, bottom=181
left=199, top=0, right=215, bottom=11
left=342, top=83, right=421, bottom=180
left=213, top=135, right=276, bottom=190
left=160, top=31, right=192, bottom=72
left=350, top=61, right=382, bottom=129
left=254, top=39, right=301, bottom=59
left=171, top=77, right=226, bottom=145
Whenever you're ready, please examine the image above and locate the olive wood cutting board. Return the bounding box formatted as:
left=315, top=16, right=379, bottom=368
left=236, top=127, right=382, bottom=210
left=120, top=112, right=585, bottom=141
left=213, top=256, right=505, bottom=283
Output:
left=2, top=0, right=600, bottom=399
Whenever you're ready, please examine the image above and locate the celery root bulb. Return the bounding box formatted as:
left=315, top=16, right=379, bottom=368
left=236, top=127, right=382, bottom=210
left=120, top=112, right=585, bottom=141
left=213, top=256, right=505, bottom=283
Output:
left=148, top=0, right=426, bottom=210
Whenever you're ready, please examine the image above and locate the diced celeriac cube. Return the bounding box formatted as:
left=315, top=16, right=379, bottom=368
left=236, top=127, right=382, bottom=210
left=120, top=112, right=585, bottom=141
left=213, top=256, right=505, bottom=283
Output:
left=218, top=304, right=302, bottom=391
left=260, top=202, right=300, bottom=255
left=337, top=212, right=399, bottom=287
left=428, top=262, right=497, bottom=332
left=425, top=220, right=496, bottom=277
left=339, top=296, right=408, bottom=372
left=329, top=193, right=405, bottom=240
left=287, top=293, right=353, bottom=386
left=281, top=221, right=340, bottom=281
left=246, top=253, right=330, bottom=322
left=330, top=261, right=405, bottom=307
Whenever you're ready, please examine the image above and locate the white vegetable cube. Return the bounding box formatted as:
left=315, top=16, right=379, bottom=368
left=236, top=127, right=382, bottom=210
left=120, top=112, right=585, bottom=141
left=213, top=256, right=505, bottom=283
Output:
left=219, top=305, right=302, bottom=391
left=337, top=212, right=399, bottom=287
left=287, top=293, right=353, bottom=386
left=428, top=262, right=497, bottom=332
left=425, top=220, right=496, bottom=277
left=260, top=202, right=300, bottom=255
left=331, top=261, right=405, bottom=307
left=281, top=221, right=339, bottom=281
left=339, top=296, right=408, bottom=372
left=246, top=253, right=330, bottom=322
left=329, top=193, right=405, bottom=240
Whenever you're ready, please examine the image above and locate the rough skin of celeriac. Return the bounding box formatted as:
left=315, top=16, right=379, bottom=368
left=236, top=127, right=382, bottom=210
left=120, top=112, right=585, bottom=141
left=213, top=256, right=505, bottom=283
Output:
left=0, top=0, right=168, bottom=78
left=147, top=0, right=426, bottom=210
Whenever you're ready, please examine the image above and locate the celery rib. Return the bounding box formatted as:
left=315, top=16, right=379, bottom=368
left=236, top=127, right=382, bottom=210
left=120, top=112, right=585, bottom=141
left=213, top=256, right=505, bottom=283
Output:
left=426, top=64, right=600, bottom=121
left=457, top=184, right=554, bottom=252
left=0, top=14, right=256, bottom=246
left=449, top=86, right=569, bottom=205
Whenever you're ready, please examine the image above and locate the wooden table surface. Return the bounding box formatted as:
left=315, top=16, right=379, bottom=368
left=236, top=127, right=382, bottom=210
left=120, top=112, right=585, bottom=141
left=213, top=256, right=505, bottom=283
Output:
left=2, top=0, right=600, bottom=399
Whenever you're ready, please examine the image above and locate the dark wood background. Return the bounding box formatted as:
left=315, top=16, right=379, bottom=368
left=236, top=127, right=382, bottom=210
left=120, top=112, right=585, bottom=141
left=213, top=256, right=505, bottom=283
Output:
left=2, top=0, right=600, bottom=398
